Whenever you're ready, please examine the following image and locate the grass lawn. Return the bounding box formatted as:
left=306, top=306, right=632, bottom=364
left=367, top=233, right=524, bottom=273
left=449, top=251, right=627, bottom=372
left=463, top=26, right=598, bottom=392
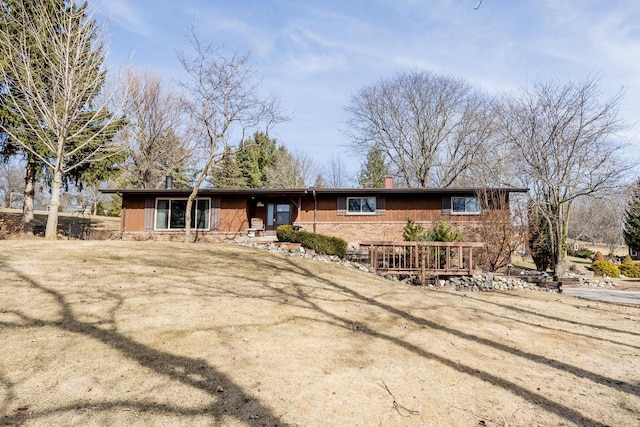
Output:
left=1, top=241, right=639, bottom=426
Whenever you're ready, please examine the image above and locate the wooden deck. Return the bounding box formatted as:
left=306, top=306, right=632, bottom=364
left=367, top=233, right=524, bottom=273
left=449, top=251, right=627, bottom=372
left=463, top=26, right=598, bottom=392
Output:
left=359, top=241, right=485, bottom=283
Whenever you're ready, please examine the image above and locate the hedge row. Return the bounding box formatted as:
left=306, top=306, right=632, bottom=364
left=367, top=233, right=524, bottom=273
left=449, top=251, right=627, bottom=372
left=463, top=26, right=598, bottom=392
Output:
left=276, top=225, right=347, bottom=258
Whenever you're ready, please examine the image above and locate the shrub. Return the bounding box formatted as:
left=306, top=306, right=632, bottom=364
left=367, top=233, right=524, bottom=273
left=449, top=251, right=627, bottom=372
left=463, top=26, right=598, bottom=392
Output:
left=425, top=219, right=463, bottom=242
left=276, top=225, right=347, bottom=258
left=276, top=224, right=296, bottom=242
left=590, top=259, right=620, bottom=278
left=619, top=255, right=640, bottom=278
left=569, top=247, right=596, bottom=259
left=0, top=219, right=8, bottom=240
left=403, top=218, right=462, bottom=243
left=592, top=251, right=605, bottom=262
left=402, top=218, right=426, bottom=241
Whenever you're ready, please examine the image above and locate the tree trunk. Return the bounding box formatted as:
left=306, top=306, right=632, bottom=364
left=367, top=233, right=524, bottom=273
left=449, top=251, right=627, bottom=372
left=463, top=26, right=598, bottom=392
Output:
left=22, top=157, right=36, bottom=235
left=45, top=169, right=63, bottom=240
left=184, top=194, right=194, bottom=243
left=184, top=152, right=217, bottom=243
left=553, top=217, right=565, bottom=279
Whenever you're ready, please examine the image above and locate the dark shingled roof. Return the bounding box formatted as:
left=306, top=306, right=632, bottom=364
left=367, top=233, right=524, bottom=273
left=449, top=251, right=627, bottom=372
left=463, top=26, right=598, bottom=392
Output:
left=101, top=187, right=528, bottom=197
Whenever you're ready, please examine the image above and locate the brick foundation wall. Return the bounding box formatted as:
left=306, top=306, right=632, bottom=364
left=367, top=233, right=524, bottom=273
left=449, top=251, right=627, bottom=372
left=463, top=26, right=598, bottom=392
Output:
left=296, top=221, right=482, bottom=244
left=121, top=231, right=241, bottom=243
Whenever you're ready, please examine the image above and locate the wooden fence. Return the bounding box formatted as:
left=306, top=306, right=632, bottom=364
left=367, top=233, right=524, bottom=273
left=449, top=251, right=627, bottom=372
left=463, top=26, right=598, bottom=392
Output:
left=359, top=241, right=485, bottom=284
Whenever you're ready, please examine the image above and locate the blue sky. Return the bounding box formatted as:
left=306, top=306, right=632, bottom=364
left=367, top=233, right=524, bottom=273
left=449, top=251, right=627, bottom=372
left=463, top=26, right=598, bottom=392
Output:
left=95, top=0, right=640, bottom=178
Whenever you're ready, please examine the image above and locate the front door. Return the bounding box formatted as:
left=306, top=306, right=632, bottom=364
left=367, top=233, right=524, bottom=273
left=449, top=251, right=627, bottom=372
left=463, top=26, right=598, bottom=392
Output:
left=266, top=203, right=291, bottom=230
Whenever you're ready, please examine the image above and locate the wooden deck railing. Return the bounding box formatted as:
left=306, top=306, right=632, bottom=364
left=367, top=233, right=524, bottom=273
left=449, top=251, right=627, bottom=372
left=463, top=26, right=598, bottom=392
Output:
left=359, top=241, right=485, bottom=283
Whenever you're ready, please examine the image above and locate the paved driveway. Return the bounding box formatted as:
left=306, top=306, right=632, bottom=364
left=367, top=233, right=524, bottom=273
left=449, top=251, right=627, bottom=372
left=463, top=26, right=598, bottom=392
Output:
left=562, top=288, right=640, bottom=304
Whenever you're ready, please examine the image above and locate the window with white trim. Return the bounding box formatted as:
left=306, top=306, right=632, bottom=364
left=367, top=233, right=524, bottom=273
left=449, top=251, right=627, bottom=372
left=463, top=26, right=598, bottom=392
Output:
left=451, top=197, right=480, bottom=214
left=347, top=197, right=376, bottom=215
left=155, top=198, right=210, bottom=230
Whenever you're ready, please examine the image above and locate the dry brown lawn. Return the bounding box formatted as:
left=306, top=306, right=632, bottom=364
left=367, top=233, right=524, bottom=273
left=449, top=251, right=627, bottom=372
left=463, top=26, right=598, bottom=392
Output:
left=1, top=241, right=639, bottom=427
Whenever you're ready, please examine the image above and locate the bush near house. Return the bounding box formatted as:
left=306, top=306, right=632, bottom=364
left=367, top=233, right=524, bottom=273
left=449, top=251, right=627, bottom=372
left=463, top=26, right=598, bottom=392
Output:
left=619, top=255, right=640, bottom=278
left=590, top=259, right=620, bottom=278
left=277, top=225, right=347, bottom=258
left=568, top=247, right=596, bottom=259
left=402, top=218, right=462, bottom=243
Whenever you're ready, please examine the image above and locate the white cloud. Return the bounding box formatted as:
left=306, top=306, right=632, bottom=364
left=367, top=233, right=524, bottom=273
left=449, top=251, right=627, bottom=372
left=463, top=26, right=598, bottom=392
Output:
left=99, top=0, right=152, bottom=37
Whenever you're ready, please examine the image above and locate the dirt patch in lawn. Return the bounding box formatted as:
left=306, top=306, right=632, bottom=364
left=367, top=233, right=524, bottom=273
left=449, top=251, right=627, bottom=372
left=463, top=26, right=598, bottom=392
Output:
left=1, top=241, right=639, bottom=426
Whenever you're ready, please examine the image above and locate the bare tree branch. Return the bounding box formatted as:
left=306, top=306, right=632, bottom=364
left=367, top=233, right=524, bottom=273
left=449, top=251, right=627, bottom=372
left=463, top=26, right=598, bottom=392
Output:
left=500, top=76, right=632, bottom=277
left=177, top=25, right=286, bottom=242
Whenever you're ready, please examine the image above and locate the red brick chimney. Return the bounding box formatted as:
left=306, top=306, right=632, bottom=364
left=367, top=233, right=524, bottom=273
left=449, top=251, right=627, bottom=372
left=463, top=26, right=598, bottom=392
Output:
left=384, top=176, right=394, bottom=189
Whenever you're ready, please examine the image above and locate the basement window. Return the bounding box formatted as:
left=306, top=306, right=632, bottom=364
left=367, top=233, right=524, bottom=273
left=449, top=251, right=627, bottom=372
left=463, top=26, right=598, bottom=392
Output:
left=155, top=198, right=210, bottom=230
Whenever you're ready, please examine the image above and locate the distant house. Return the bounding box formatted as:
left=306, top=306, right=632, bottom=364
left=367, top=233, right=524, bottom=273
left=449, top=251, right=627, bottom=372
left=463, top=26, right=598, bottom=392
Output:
left=101, top=183, right=527, bottom=243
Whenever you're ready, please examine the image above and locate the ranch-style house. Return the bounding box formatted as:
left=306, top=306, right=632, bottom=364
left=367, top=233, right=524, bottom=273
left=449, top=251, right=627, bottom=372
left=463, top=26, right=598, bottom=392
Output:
left=101, top=181, right=527, bottom=244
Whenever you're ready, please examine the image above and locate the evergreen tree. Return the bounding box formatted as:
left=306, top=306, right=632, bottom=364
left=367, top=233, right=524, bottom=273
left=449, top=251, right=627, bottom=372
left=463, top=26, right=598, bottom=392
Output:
left=236, top=131, right=278, bottom=188
left=0, top=0, right=57, bottom=232
left=358, top=146, right=389, bottom=188
left=528, top=203, right=553, bottom=272
left=0, top=0, right=124, bottom=239
left=209, top=146, right=247, bottom=188
left=623, top=180, right=640, bottom=252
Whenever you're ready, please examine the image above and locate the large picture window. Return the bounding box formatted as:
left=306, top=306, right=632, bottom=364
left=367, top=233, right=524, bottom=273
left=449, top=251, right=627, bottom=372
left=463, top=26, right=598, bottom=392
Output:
left=155, top=198, right=210, bottom=230
left=347, top=197, right=376, bottom=215
left=451, top=197, right=480, bottom=214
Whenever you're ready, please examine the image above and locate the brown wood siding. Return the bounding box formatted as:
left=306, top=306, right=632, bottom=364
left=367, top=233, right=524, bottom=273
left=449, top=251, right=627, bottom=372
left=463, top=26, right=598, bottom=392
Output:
left=123, top=196, right=146, bottom=232
left=219, top=197, right=249, bottom=232
left=120, top=192, right=506, bottom=235
left=297, top=194, right=489, bottom=224
left=144, top=197, right=155, bottom=230
left=211, top=197, right=221, bottom=230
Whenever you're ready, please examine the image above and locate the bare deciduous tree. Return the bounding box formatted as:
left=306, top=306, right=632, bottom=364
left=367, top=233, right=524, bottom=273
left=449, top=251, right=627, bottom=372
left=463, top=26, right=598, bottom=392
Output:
left=322, top=155, right=351, bottom=188
left=119, top=68, right=192, bottom=189
left=474, top=189, right=520, bottom=272
left=265, top=148, right=315, bottom=189
left=568, top=194, right=625, bottom=256
left=0, top=1, right=124, bottom=239
left=500, top=77, right=630, bottom=277
left=345, top=70, right=496, bottom=188
left=178, top=27, right=284, bottom=242
left=0, top=157, right=25, bottom=208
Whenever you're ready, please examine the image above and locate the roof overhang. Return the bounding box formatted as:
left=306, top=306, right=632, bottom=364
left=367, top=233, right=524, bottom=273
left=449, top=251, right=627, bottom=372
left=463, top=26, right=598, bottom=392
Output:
left=100, top=187, right=529, bottom=197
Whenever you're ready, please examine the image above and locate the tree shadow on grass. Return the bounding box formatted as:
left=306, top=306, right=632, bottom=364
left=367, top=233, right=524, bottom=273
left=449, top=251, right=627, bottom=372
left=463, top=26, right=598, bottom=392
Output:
left=267, top=256, right=636, bottom=427
left=454, top=305, right=640, bottom=352
left=0, top=262, right=288, bottom=427
left=454, top=291, right=640, bottom=337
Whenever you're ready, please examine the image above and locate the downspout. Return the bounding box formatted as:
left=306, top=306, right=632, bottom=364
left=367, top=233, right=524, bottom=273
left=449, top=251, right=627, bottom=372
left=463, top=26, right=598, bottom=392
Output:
left=313, top=190, right=317, bottom=234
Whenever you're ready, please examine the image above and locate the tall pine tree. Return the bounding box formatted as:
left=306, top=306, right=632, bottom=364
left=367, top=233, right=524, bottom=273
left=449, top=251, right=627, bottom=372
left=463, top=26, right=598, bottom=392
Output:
left=358, top=146, right=389, bottom=188
left=236, top=132, right=278, bottom=188
left=623, top=180, right=640, bottom=253
left=209, top=146, right=247, bottom=188
left=0, top=1, right=124, bottom=238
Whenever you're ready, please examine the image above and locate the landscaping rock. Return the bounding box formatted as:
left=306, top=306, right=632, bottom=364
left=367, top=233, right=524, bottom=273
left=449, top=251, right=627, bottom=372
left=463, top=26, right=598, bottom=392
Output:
left=231, top=239, right=616, bottom=294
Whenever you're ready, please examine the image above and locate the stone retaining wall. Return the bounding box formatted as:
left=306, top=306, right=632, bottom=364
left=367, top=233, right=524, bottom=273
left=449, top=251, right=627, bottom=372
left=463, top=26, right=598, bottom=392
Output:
left=233, top=241, right=616, bottom=293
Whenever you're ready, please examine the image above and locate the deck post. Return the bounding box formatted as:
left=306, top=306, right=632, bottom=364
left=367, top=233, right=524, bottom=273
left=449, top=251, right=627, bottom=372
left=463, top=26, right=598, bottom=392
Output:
left=371, top=246, right=377, bottom=272
left=360, top=241, right=483, bottom=278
